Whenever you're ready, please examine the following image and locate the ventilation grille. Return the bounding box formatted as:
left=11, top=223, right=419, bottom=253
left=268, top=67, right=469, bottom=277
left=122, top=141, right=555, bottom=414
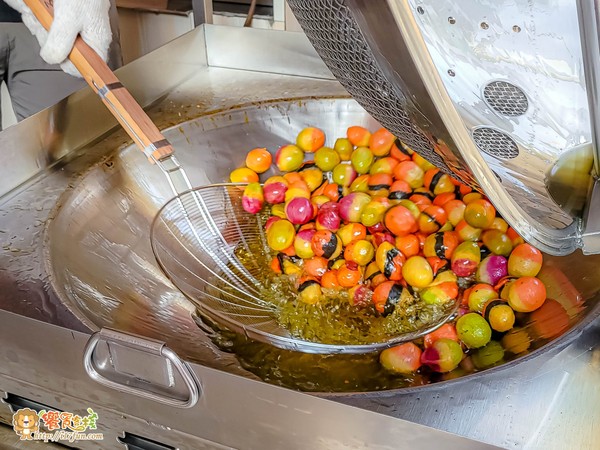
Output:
left=483, top=81, right=528, bottom=116
left=472, top=127, right=519, bottom=160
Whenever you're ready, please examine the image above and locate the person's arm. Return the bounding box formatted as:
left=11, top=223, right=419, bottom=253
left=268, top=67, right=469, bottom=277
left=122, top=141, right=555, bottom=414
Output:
left=5, top=0, right=112, bottom=77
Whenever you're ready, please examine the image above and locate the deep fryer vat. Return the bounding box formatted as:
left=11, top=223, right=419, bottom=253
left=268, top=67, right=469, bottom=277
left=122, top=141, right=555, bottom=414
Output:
left=45, top=98, right=600, bottom=393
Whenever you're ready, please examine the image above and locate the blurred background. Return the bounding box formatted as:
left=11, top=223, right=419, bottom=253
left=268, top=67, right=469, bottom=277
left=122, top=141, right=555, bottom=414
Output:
left=1, top=0, right=302, bottom=129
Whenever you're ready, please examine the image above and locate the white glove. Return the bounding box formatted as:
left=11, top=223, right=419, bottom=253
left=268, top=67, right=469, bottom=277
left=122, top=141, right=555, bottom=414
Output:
left=5, top=0, right=112, bottom=77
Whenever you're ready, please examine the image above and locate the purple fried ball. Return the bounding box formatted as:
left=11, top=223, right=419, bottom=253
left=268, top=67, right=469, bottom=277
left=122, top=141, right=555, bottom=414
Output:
left=285, top=197, right=315, bottom=225
left=476, top=255, right=508, bottom=285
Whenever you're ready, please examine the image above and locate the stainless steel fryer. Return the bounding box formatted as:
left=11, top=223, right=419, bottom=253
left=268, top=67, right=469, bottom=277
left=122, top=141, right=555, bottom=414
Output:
left=0, top=24, right=600, bottom=449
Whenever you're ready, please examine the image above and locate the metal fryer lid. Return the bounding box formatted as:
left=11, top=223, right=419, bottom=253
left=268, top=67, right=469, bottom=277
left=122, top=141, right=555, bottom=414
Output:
left=287, top=0, right=599, bottom=255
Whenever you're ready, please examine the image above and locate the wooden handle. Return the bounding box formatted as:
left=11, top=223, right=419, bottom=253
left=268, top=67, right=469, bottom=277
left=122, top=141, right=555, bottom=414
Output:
left=24, top=0, right=174, bottom=163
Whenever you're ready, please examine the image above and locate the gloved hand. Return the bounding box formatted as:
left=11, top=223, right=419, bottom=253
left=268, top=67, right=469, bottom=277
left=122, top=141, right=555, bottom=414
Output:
left=5, top=0, right=112, bottom=77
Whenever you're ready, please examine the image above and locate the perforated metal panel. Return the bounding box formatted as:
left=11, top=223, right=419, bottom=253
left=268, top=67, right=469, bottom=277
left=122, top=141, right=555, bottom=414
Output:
left=286, top=0, right=447, bottom=169
left=286, top=0, right=588, bottom=255
left=472, top=128, right=519, bottom=160
left=483, top=81, right=529, bottom=117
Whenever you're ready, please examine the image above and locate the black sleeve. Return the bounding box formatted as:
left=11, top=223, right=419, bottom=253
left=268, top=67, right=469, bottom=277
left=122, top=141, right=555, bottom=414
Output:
left=0, top=1, right=22, bottom=23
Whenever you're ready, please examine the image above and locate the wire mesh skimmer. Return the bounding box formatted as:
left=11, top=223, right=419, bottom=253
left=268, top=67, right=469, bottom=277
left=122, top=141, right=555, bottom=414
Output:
left=151, top=184, right=459, bottom=354
left=29, top=2, right=456, bottom=354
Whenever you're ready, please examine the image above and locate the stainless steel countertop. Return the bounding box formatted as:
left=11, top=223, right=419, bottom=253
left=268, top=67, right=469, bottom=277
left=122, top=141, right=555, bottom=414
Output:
left=0, top=24, right=599, bottom=449
left=0, top=309, right=500, bottom=449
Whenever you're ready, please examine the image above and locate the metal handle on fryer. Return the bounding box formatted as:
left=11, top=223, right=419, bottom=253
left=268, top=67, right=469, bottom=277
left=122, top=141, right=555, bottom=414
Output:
left=83, top=328, right=201, bottom=408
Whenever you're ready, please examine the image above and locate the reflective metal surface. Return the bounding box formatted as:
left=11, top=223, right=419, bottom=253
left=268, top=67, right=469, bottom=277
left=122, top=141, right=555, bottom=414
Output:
left=577, top=0, right=600, bottom=254
left=83, top=328, right=201, bottom=408
left=44, top=95, right=600, bottom=392
left=2, top=23, right=600, bottom=450
left=192, top=0, right=213, bottom=26
left=286, top=0, right=597, bottom=255
left=403, top=0, right=591, bottom=222
left=0, top=310, right=496, bottom=449
left=576, top=0, right=600, bottom=178
left=0, top=25, right=343, bottom=375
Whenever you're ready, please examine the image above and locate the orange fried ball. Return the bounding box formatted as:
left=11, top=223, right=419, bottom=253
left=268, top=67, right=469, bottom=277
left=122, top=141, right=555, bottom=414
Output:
left=230, top=167, right=259, bottom=184
left=245, top=148, right=272, bottom=173
left=347, top=125, right=371, bottom=147
left=507, top=276, right=546, bottom=312
left=373, top=281, right=404, bottom=316
left=311, top=230, right=343, bottom=260
left=296, top=127, right=326, bottom=153
left=384, top=203, right=418, bottom=237
left=337, top=263, right=362, bottom=287
left=369, top=128, right=396, bottom=157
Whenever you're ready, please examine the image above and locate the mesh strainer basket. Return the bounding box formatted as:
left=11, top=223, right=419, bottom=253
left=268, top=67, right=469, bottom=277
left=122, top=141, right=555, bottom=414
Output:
left=285, top=0, right=600, bottom=256
left=151, top=184, right=459, bottom=354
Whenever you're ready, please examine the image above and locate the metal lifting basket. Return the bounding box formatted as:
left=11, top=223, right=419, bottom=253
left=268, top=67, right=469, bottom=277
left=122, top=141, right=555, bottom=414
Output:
left=285, top=0, right=600, bottom=256
left=151, top=184, right=459, bottom=354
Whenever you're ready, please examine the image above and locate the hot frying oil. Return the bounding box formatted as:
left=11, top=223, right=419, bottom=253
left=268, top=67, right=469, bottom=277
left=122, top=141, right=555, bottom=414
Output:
left=231, top=240, right=451, bottom=345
